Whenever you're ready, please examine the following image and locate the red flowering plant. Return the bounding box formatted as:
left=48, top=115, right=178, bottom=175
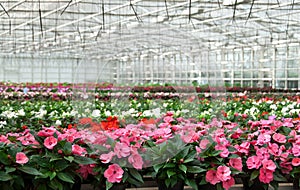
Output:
left=0, top=126, right=96, bottom=190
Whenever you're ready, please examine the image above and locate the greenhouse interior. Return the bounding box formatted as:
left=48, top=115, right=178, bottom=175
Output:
left=1, top=1, right=300, bottom=190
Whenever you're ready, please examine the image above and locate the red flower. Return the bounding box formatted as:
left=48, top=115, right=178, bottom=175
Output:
left=16, top=152, right=29, bottom=164
left=222, top=176, right=235, bottom=190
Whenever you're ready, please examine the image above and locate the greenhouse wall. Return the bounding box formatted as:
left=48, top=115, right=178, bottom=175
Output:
left=0, top=44, right=299, bottom=89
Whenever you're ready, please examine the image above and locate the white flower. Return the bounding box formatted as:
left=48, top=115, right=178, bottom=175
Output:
left=17, top=109, right=25, bottom=116
left=92, top=109, right=101, bottom=117
left=270, top=104, right=277, bottom=110
left=0, top=121, right=7, bottom=128
left=105, top=110, right=111, bottom=116
left=55, top=120, right=62, bottom=126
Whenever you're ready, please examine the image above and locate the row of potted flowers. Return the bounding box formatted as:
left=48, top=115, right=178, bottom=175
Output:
left=0, top=93, right=299, bottom=134
left=1, top=111, right=300, bottom=190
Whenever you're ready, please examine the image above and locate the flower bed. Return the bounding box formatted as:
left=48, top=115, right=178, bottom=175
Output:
left=0, top=83, right=300, bottom=190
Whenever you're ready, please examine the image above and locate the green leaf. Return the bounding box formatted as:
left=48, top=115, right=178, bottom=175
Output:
left=48, top=171, right=57, bottom=180
left=185, top=178, right=198, bottom=190
left=186, top=166, right=206, bottom=174
left=18, top=166, right=42, bottom=176
left=0, top=171, right=13, bottom=181
left=63, top=141, right=72, bottom=155
left=57, top=172, right=74, bottom=183
left=250, top=170, right=259, bottom=181
left=73, top=156, right=96, bottom=165
left=273, top=171, right=287, bottom=182
left=128, top=168, right=143, bottom=183
left=0, top=151, right=9, bottom=165
left=5, top=167, right=16, bottom=173
left=49, top=179, right=63, bottom=190
left=64, top=156, right=74, bottom=163
left=153, top=163, right=164, bottom=173
left=55, top=160, right=69, bottom=172
left=163, top=163, right=176, bottom=169
left=179, top=164, right=187, bottom=173
left=106, top=181, right=113, bottom=190
left=167, top=170, right=176, bottom=178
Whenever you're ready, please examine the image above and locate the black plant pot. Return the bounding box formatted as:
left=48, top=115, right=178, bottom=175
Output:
left=241, top=177, right=268, bottom=190
left=99, top=182, right=128, bottom=190
left=157, top=179, right=184, bottom=190
left=293, top=177, right=300, bottom=190
left=72, top=181, right=81, bottom=190
left=197, top=183, right=217, bottom=190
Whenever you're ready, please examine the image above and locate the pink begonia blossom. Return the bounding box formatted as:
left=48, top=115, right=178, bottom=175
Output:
left=100, top=152, right=115, bottom=164
left=256, top=147, right=270, bottom=160
left=216, top=166, right=231, bottom=181
left=246, top=156, right=261, bottom=169
left=181, top=130, right=199, bottom=143
left=44, top=136, right=58, bottom=150
left=128, top=153, right=144, bottom=170
left=229, top=157, right=243, bottom=171
left=262, top=160, right=276, bottom=172
left=104, top=164, right=124, bottom=183
left=114, top=142, right=131, bottom=158
left=292, top=158, right=300, bottom=166
left=259, top=168, right=274, bottom=184
left=222, top=176, right=235, bottom=190
left=37, top=127, right=57, bottom=137
left=77, top=164, right=98, bottom=179
left=163, top=116, right=174, bottom=123
left=272, top=133, right=287, bottom=143
left=292, top=144, right=300, bottom=156
left=256, top=133, right=271, bottom=146
left=16, top=152, right=29, bottom=164
left=206, top=170, right=221, bottom=185
left=72, top=144, right=87, bottom=156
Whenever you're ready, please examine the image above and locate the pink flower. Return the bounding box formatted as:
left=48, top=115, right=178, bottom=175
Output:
left=256, top=147, right=270, bottom=160
left=104, top=164, right=124, bottom=183
left=16, top=152, right=29, bottom=164
left=229, top=157, right=243, bottom=171
left=44, top=136, right=57, bottom=149
left=280, top=161, right=293, bottom=174
left=222, top=176, right=235, bottom=190
left=77, top=164, right=98, bottom=179
left=128, top=153, right=144, bottom=170
left=292, top=158, right=300, bottom=166
left=236, top=141, right=250, bottom=154
left=72, top=144, right=87, bottom=156
left=246, top=156, right=261, bottom=169
left=292, top=144, right=300, bottom=156
left=37, top=127, right=57, bottom=137
left=199, top=139, right=210, bottom=150
left=100, top=152, right=115, bottom=164
left=262, top=160, right=276, bottom=172
left=206, top=170, right=221, bottom=185
left=256, top=133, right=271, bottom=146
left=114, top=142, right=131, bottom=158
left=215, top=145, right=229, bottom=158
left=259, top=168, right=273, bottom=183
left=272, top=133, right=287, bottom=143
left=216, top=166, right=231, bottom=181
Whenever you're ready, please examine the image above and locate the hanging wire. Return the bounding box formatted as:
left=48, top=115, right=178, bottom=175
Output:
left=0, top=3, right=11, bottom=34
left=61, top=0, right=72, bottom=15
left=38, top=0, right=43, bottom=37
